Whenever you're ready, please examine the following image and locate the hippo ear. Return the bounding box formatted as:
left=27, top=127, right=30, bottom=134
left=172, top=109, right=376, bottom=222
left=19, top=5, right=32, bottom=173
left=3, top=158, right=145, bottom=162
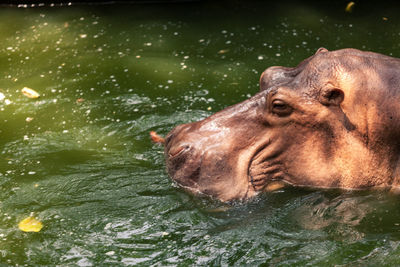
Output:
left=316, top=47, right=329, bottom=54
left=319, top=88, right=344, bottom=106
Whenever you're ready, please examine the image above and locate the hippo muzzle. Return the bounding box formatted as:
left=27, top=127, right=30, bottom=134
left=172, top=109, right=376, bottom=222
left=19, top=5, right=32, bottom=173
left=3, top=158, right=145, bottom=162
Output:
left=164, top=98, right=262, bottom=201
left=164, top=48, right=400, bottom=202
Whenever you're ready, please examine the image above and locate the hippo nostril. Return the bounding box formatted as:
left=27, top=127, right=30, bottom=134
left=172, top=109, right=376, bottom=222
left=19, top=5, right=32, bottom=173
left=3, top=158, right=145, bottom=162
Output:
left=169, top=145, right=190, bottom=158
left=165, top=124, right=191, bottom=148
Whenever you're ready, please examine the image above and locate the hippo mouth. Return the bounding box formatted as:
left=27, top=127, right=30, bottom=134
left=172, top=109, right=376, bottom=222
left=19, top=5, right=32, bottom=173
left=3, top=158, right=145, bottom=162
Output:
left=247, top=138, right=287, bottom=192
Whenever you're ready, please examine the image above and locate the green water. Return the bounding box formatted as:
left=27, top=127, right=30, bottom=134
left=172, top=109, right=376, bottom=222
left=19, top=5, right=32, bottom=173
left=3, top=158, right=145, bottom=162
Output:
left=1, top=1, right=400, bottom=265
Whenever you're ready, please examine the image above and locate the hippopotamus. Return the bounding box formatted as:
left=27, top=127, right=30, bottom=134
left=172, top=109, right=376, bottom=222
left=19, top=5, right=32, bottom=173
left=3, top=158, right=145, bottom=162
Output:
left=163, top=48, right=400, bottom=202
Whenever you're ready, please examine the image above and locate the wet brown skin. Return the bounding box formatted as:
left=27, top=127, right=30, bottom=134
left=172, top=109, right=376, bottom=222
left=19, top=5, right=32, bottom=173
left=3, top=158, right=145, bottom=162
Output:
left=164, top=48, right=400, bottom=202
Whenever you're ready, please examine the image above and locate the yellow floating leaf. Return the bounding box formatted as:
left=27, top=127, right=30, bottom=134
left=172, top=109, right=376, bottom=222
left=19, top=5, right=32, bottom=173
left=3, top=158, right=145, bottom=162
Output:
left=21, top=87, right=40, bottom=99
left=345, top=1, right=355, bottom=13
left=18, top=216, right=43, bottom=232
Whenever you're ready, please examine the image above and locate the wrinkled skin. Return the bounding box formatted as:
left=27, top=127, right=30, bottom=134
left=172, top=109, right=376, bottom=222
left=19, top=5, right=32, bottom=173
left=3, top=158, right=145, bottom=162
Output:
left=164, top=48, right=400, bottom=202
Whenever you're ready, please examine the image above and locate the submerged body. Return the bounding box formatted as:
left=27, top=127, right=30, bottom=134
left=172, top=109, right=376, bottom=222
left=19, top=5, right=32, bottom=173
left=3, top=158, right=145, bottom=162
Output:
left=164, top=48, right=400, bottom=202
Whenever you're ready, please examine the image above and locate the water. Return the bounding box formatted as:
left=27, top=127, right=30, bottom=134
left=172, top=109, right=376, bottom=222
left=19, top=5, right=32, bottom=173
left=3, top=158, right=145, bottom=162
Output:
left=0, top=1, right=400, bottom=265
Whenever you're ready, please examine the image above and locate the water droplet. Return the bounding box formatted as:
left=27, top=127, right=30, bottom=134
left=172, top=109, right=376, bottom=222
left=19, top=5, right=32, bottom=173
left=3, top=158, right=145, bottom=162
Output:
left=106, top=251, right=115, bottom=256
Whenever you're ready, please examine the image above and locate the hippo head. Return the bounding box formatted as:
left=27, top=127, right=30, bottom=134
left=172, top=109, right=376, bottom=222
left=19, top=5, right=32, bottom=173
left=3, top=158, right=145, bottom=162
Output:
left=164, top=48, right=400, bottom=202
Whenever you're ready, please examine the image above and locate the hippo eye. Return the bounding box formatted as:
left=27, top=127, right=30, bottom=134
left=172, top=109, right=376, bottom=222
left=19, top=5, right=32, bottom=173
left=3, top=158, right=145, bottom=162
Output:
left=271, top=99, right=292, bottom=116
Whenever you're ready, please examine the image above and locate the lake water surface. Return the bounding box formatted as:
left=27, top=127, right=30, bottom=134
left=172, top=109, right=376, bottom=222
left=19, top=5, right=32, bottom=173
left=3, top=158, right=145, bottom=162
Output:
left=1, top=1, right=400, bottom=266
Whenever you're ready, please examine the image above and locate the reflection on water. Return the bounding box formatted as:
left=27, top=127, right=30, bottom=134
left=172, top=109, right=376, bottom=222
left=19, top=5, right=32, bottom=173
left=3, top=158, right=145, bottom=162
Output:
left=295, top=192, right=370, bottom=228
left=0, top=1, right=400, bottom=266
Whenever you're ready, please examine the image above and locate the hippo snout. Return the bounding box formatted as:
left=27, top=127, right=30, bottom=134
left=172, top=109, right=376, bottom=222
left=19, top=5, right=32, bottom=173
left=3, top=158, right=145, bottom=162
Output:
left=164, top=97, right=263, bottom=201
left=165, top=123, right=202, bottom=188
